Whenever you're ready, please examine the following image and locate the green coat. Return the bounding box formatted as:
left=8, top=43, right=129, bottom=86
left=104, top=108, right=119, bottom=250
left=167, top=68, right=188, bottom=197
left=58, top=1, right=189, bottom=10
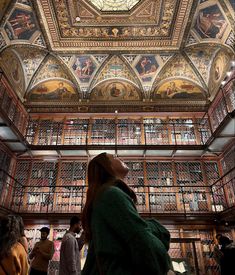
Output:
left=82, top=184, right=171, bottom=275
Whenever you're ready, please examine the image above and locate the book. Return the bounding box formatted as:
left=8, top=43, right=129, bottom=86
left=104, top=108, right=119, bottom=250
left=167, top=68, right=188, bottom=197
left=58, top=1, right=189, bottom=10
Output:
left=172, top=261, right=186, bottom=273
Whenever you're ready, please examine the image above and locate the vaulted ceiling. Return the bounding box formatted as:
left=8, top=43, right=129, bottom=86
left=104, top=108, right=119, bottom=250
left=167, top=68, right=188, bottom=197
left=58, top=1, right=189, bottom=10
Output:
left=0, top=0, right=234, bottom=112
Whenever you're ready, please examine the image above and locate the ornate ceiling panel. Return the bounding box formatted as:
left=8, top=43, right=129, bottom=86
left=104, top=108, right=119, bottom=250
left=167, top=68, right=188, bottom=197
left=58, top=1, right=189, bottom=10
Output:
left=26, top=79, right=79, bottom=103
left=90, top=80, right=141, bottom=101
left=208, top=48, right=232, bottom=97
left=0, top=48, right=25, bottom=100
left=93, top=56, right=137, bottom=87
left=31, top=55, right=75, bottom=87
left=0, top=0, right=234, bottom=111
left=14, top=47, right=47, bottom=86
left=154, top=54, right=203, bottom=87
left=185, top=45, right=219, bottom=85
left=36, top=0, right=194, bottom=51
left=191, top=1, right=233, bottom=45
left=153, top=79, right=206, bottom=100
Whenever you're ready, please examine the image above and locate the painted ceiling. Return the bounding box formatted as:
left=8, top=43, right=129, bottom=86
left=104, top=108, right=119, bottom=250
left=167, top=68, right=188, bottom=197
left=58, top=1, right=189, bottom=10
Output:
left=0, top=0, right=234, bottom=112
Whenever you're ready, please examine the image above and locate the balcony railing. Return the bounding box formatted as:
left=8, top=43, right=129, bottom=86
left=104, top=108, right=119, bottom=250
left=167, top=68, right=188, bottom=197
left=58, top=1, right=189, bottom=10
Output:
left=25, top=120, right=211, bottom=146
left=1, top=167, right=234, bottom=215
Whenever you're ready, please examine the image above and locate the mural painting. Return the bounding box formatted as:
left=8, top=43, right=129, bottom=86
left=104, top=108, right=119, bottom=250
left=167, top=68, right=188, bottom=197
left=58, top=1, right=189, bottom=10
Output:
left=72, top=56, right=96, bottom=83
left=0, top=49, right=25, bottom=99
left=210, top=51, right=230, bottom=86
left=95, top=56, right=135, bottom=84
left=33, top=56, right=71, bottom=84
left=27, top=80, right=78, bottom=101
left=185, top=47, right=216, bottom=84
left=135, top=56, right=159, bottom=82
left=4, top=8, right=38, bottom=40
left=154, top=80, right=205, bottom=99
left=90, top=81, right=140, bottom=101
left=194, top=4, right=228, bottom=39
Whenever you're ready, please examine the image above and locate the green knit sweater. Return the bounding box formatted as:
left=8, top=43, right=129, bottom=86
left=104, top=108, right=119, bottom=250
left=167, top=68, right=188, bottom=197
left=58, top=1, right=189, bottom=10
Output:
left=82, top=185, right=171, bottom=275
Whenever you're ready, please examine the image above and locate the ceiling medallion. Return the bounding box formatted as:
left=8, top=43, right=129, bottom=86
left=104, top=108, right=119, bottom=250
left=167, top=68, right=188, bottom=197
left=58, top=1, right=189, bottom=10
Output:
left=89, top=0, right=141, bottom=11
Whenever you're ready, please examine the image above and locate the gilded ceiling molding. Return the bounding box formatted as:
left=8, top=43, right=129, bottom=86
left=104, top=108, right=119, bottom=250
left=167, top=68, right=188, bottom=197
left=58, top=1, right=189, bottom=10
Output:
left=35, top=0, right=194, bottom=51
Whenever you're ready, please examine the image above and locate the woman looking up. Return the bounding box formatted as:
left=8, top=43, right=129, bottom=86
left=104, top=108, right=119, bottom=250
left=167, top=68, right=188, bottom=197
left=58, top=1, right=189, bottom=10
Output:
left=82, top=152, right=171, bottom=275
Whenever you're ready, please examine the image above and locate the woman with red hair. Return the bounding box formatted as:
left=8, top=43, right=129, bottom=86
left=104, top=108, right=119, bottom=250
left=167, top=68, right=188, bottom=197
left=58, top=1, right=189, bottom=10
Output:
left=82, top=152, right=171, bottom=275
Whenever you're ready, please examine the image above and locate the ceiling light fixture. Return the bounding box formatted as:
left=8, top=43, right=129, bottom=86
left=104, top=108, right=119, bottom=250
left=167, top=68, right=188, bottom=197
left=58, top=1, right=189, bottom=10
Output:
left=221, top=80, right=226, bottom=86
left=75, top=16, right=81, bottom=22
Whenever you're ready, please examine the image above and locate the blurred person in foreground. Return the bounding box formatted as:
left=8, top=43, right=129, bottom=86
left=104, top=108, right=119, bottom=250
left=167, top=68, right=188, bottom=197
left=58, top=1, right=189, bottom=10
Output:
left=59, top=216, right=85, bottom=275
left=81, top=152, right=171, bottom=275
left=29, top=227, right=54, bottom=275
left=0, top=215, right=29, bottom=275
left=215, top=234, right=235, bottom=275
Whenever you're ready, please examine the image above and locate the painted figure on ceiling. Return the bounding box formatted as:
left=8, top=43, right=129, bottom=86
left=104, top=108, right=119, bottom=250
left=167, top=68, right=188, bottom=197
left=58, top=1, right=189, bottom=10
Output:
left=5, top=9, right=37, bottom=40
left=51, top=82, right=71, bottom=99
left=81, top=58, right=93, bottom=76
left=110, top=84, right=122, bottom=97
left=195, top=5, right=227, bottom=39
left=135, top=56, right=158, bottom=82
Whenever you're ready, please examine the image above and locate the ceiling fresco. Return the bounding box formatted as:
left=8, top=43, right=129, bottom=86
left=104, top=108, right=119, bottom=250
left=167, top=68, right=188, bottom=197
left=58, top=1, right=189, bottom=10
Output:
left=208, top=48, right=231, bottom=96
left=26, top=80, right=79, bottom=102
left=36, top=0, right=193, bottom=51
left=0, top=0, right=234, bottom=112
left=14, top=47, right=47, bottom=86
left=90, top=80, right=141, bottom=101
left=154, top=79, right=206, bottom=100
left=191, top=1, right=233, bottom=44
left=0, top=48, right=25, bottom=100
left=185, top=45, right=219, bottom=85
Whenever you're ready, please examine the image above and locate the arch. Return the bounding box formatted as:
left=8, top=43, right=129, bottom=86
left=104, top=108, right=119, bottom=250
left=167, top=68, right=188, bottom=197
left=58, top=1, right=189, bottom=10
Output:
left=152, top=77, right=207, bottom=100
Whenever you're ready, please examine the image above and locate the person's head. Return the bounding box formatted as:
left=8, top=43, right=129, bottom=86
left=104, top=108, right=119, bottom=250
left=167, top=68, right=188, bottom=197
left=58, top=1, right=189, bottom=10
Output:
left=88, top=153, right=129, bottom=187
left=39, top=227, right=50, bottom=240
left=216, top=234, right=231, bottom=246
left=0, top=215, right=22, bottom=260
left=82, top=152, right=134, bottom=242
left=70, top=216, right=81, bottom=234
left=15, top=215, right=25, bottom=237
left=216, top=234, right=222, bottom=241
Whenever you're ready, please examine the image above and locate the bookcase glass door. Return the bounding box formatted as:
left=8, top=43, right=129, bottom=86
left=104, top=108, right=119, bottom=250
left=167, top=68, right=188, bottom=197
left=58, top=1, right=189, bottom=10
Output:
left=57, top=161, right=87, bottom=212
left=91, top=118, right=115, bottom=145
left=117, top=119, right=142, bottom=145
left=144, top=118, right=169, bottom=145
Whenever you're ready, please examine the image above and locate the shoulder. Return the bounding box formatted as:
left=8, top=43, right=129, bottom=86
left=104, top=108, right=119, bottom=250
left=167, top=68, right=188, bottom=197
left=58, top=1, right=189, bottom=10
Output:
left=100, top=185, right=130, bottom=202
left=45, top=239, right=54, bottom=247
left=95, top=185, right=134, bottom=210
left=62, top=233, right=76, bottom=243
left=11, top=242, right=27, bottom=256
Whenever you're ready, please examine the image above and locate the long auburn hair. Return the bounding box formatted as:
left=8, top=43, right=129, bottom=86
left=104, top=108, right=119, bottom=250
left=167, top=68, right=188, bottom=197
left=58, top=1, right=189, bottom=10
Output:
left=81, top=152, right=136, bottom=242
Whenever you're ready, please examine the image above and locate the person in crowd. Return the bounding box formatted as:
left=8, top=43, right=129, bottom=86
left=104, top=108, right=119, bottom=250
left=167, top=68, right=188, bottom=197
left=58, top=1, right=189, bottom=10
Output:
left=81, top=152, right=171, bottom=275
left=59, top=216, right=84, bottom=275
left=215, top=233, right=235, bottom=275
left=29, top=227, right=54, bottom=275
left=0, top=215, right=29, bottom=275
left=15, top=215, right=28, bottom=253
